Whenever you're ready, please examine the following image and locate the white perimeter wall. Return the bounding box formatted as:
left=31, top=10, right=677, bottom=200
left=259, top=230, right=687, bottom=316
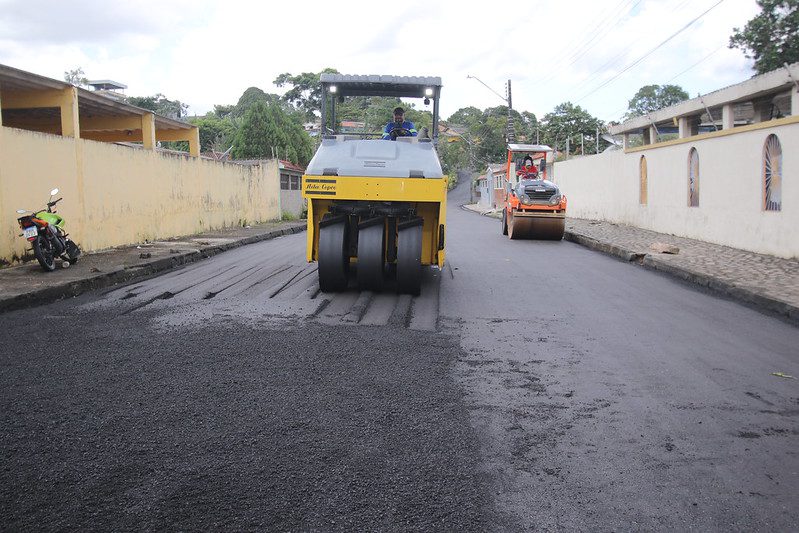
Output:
left=552, top=120, right=798, bottom=258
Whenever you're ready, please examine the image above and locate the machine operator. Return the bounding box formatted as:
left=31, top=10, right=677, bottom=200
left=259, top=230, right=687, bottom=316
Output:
left=382, top=107, right=418, bottom=140
left=517, top=156, right=539, bottom=179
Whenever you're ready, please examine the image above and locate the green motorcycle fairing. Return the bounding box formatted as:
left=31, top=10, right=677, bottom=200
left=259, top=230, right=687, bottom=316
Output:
left=35, top=211, right=65, bottom=230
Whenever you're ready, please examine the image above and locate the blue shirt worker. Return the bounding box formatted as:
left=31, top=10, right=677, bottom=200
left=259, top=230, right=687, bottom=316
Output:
left=382, top=107, right=417, bottom=140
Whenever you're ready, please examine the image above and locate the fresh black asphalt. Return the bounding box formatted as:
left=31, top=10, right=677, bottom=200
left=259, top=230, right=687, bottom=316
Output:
left=0, top=308, right=498, bottom=531
left=1, top=181, right=797, bottom=531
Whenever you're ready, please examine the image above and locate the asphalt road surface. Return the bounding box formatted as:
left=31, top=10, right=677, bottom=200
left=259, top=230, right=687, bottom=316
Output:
left=1, top=181, right=797, bottom=531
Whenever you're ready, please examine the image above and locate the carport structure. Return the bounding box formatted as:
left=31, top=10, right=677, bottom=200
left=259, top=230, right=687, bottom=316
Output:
left=0, top=64, right=199, bottom=155
left=610, top=62, right=799, bottom=148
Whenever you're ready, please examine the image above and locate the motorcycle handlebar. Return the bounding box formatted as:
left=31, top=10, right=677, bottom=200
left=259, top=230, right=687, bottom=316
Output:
left=47, top=197, right=63, bottom=207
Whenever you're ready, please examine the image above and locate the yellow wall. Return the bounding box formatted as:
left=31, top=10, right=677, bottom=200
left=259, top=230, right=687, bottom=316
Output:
left=0, top=127, right=280, bottom=263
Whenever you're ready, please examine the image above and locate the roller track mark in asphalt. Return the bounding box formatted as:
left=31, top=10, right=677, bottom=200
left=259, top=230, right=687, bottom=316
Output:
left=121, top=290, right=178, bottom=314
left=342, top=291, right=373, bottom=324
left=408, top=268, right=441, bottom=331
left=358, top=293, right=396, bottom=326
left=102, top=263, right=241, bottom=308
left=268, top=266, right=318, bottom=299
left=78, top=229, right=447, bottom=332
left=203, top=264, right=271, bottom=300
left=235, top=264, right=294, bottom=294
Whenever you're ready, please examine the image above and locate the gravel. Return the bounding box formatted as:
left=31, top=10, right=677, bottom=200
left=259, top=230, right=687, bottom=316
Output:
left=0, top=303, right=501, bottom=531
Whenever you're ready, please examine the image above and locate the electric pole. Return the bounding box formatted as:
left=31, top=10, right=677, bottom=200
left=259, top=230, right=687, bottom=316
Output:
left=466, top=75, right=515, bottom=143
left=506, top=80, right=515, bottom=143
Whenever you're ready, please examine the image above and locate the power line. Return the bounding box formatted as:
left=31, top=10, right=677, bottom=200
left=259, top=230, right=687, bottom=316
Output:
left=538, top=0, right=634, bottom=84
left=665, top=44, right=724, bottom=83
left=575, top=0, right=727, bottom=104
left=600, top=43, right=726, bottom=122
left=547, top=0, right=644, bottom=84
left=568, top=0, right=695, bottom=96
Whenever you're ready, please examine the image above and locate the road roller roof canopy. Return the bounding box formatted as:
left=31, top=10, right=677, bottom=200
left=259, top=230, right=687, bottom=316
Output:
left=319, top=73, right=443, bottom=140
left=508, top=144, right=553, bottom=154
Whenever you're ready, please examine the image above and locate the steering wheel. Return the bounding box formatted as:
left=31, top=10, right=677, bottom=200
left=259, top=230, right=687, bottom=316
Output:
left=389, top=127, right=412, bottom=139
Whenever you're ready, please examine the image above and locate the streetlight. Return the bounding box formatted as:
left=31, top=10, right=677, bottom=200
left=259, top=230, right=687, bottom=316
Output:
left=466, top=75, right=509, bottom=105
left=467, top=75, right=515, bottom=143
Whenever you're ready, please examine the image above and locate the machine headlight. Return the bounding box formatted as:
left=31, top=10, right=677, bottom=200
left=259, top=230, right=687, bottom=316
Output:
left=521, top=194, right=532, bottom=205
left=549, top=194, right=562, bottom=205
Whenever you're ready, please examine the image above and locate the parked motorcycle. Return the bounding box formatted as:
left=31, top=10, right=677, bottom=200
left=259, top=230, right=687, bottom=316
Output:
left=16, top=188, right=81, bottom=271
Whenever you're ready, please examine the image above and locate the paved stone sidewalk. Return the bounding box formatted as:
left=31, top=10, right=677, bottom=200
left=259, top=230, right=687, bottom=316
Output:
left=0, top=220, right=306, bottom=313
left=463, top=204, right=799, bottom=323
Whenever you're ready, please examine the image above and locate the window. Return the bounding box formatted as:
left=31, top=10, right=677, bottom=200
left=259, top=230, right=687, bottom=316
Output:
left=688, top=148, right=699, bottom=207
left=280, top=173, right=290, bottom=190
left=763, top=134, right=782, bottom=211
left=290, top=175, right=301, bottom=190
left=639, top=155, right=648, bottom=205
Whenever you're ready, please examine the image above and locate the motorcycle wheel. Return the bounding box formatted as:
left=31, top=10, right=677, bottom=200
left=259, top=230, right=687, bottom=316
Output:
left=33, top=235, right=56, bottom=272
left=65, top=240, right=81, bottom=264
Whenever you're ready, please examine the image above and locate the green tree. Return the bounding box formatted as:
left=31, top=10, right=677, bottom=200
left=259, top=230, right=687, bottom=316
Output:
left=437, top=134, right=476, bottom=176
left=64, top=67, right=88, bottom=87
left=447, top=106, right=484, bottom=129
left=440, top=106, right=532, bottom=173
left=520, top=111, right=540, bottom=142
left=127, top=93, right=188, bottom=119
left=274, top=68, right=339, bottom=121
left=212, top=104, right=235, bottom=119
left=230, top=101, right=314, bottom=165
left=729, top=0, right=799, bottom=74
left=232, top=87, right=279, bottom=118
left=540, top=102, right=606, bottom=156
left=190, top=115, right=237, bottom=153
left=232, top=101, right=282, bottom=160
left=273, top=106, right=315, bottom=165
left=625, top=84, right=689, bottom=119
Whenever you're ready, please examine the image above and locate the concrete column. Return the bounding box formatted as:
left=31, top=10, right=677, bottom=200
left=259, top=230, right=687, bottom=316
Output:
left=792, top=88, right=799, bottom=117
left=678, top=117, right=690, bottom=138
left=690, top=115, right=700, bottom=136
left=678, top=116, right=700, bottom=137
left=722, top=104, right=734, bottom=130
left=623, top=133, right=630, bottom=149
left=642, top=128, right=651, bottom=145
left=648, top=125, right=658, bottom=144
left=752, top=97, right=773, bottom=123
left=60, top=86, right=80, bottom=138
left=188, top=126, right=200, bottom=157
left=141, top=112, right=156, bottom=150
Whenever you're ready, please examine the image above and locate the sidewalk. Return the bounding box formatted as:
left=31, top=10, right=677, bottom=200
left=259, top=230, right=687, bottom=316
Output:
left=0, top=220, right=306, bottom=313
left=463, top=203, right=799, bottom=324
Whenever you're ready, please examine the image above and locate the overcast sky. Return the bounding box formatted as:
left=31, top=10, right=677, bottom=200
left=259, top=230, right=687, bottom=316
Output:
left=0, top=0, right=760, bottom=122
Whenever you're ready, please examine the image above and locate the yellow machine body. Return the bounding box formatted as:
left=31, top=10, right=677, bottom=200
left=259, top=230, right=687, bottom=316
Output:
left=302, top=175, right=447, bottom=268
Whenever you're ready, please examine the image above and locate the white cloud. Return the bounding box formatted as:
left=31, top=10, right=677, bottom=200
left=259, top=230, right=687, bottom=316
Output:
left=0, top=0, right=762, bottom=121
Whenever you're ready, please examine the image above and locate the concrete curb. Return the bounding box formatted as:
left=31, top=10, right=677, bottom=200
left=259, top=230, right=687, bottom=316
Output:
left=564, top=229, right=799, bottom=324
left=0, top=223, right=306, bottom=314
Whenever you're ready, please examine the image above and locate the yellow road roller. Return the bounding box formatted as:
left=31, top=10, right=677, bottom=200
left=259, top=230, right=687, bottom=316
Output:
left=302, top=75, right=447, bottom=295
left=500, top=144, right=567, bottom=240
